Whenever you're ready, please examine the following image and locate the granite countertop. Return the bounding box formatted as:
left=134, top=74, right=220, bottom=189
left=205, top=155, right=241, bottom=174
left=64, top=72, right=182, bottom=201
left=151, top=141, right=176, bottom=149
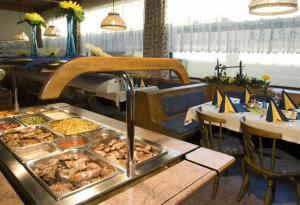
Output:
left=100, top=160, right=216, bottom=205
left=0, top=172, right=23, bottom=205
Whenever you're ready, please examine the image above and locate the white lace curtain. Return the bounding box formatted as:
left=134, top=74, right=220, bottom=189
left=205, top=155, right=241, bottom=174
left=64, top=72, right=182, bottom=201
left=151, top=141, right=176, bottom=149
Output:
left=167, top=0, right=300, bottom=54
left=43, top=17, right=67, bottom=51
left=81, top=0, right=144, bottom=54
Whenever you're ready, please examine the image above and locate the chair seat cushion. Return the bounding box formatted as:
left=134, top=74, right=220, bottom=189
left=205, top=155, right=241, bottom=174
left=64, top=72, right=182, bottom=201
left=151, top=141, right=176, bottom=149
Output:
left=202, top=135, right=244, bottom=156
left=161, top=113, right=199, bottom=135
left=253, top=148, right=300, bottom=176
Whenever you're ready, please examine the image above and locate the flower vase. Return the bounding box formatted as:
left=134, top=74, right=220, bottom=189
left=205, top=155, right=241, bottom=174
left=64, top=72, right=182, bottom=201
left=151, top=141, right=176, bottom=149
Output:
left=66, top=14, right=76, bottom=58
left=30, top=25, right=38, bottom=57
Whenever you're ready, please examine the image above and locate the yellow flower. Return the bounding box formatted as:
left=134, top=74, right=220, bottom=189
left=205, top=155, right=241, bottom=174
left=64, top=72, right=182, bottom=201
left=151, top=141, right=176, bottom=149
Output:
left=262, top=74, right=270, bottom=81
left=59, top=1, right=83, bottom=13
left=24, top=12, right=45, bottom=24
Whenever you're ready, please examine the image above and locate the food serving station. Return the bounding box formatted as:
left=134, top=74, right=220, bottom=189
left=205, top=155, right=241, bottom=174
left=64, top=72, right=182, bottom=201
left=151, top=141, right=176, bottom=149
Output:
left=0, top=57, right=205, bottom=204
left=0, top=103, right=184, bottom=204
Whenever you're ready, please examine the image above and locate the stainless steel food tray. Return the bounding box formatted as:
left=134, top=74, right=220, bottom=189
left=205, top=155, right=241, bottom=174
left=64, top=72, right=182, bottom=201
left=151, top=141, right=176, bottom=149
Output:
left=41, top=110, right=75, bottom=121
left=83, top=128, right=121, bottom=142
left=0, top=111, right=21, bottom=118
left=26, top=148, right=123, bottom=200
left=48, top=117, right=103, bottom=136
left=0, top=117, right=24, bottom=132
left=20, top=105, right=55, bottom=115
left=14, top=142, right=61, bottom=162
left=55, top=108, right=123, bottom=135
left=0, top=125, right=64, bottom=151
left=88, top=135, right=168, bottom=171
left=53, top=135, right=92, bottom=150
left=14, top=113, right=52, bottom=126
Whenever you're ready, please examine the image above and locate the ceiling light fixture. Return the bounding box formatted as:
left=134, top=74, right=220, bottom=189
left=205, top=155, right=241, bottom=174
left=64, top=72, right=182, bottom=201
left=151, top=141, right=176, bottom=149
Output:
left=14, top=32, right=29, bottom=42
left=249, top=0, right=298, bottom=15
left=100, top=0, right=126, bottom=30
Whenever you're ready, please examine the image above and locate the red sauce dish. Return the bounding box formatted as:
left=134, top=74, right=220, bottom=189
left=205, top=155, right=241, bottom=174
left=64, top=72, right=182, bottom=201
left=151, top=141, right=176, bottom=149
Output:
left=56, top=136, right=88, bottom=149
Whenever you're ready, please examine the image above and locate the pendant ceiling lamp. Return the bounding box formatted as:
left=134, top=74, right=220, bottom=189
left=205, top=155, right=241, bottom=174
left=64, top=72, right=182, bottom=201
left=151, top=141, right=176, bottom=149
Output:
left=44, top=4, right=60, bottom=37
left=101, top=0, right=126, bottom=30
left=249, top=0, right=298, bottom=15
left=14, top=32, right=29, bottom=42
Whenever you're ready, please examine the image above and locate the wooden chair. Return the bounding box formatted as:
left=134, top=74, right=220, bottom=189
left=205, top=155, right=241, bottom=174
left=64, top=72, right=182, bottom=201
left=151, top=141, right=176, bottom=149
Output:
left=238, top=117, right=300, bottom=205
left=196, top=107, right=245, bottom=200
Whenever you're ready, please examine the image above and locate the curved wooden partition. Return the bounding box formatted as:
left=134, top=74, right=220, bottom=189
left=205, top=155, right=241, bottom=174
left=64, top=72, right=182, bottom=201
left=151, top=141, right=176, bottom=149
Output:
left=39, top=56, right=191, bottom=100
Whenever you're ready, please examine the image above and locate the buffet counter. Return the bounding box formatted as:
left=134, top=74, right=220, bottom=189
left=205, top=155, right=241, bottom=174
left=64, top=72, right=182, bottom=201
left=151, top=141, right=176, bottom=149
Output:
left=0, top=103, right=227, bottom=205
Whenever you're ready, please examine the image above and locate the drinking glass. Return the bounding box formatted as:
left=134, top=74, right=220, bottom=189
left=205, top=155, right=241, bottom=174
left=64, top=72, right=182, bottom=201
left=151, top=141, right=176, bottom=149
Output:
left=274, top=90, right=281, bottom=106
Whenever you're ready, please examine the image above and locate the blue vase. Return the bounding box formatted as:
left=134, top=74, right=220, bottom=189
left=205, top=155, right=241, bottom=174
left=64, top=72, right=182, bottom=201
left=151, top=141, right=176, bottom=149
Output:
left=263, top=96, right=268, bottom=109
left=31, top=25, right=38, bottom=57
left=66, top=14, right=76, bottom=57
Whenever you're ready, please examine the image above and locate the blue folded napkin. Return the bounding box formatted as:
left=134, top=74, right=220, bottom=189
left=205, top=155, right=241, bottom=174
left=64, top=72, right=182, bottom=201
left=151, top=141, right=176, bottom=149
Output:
left=240, top=87, right=251, bottom=104
left=281, top=90, right=298, bottom=110
left=212, top=88, right=223, bottom=106
left=266, top=99, right=289, bottom=122
left=233, top=103, right=250, bottom=113
left=219, top=94, right=249, bottom=113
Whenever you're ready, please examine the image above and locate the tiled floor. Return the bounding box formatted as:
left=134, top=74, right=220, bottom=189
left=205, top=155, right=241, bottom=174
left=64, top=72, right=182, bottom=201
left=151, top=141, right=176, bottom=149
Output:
left=181, top=161, right=298, bottom=205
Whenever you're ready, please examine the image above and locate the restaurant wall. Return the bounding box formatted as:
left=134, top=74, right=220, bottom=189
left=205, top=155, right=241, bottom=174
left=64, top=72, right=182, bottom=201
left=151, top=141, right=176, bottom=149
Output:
left=0, top=9, right=30, bottom=41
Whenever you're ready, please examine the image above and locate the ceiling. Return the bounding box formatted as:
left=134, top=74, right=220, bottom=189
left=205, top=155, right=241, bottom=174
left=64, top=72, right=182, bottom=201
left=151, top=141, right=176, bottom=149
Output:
left=0, top=0, right=58, bottom=12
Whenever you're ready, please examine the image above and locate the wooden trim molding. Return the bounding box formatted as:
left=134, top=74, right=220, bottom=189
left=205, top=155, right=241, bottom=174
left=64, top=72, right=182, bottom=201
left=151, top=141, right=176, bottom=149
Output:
left=39, top=57, right=191, bottom=100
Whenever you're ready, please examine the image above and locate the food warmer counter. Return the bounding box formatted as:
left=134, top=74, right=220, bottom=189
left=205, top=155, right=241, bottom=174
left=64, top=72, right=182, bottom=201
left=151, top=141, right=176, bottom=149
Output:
left=0, top=103, right=183, bottom=204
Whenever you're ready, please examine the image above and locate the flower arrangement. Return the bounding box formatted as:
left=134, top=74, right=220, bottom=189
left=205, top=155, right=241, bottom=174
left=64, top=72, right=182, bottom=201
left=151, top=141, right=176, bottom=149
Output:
left=202, top=73, right=267, bottom=89
left=17, top=12, right=47, bottom=28
left=262, top=74, right=271, bottom=96
left=55, top=1, right=85, bottom=22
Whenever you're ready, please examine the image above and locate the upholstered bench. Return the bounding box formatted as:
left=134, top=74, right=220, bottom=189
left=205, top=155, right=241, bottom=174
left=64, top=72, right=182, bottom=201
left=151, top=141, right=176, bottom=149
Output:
left=160, top=91, right=204, bottom=136
left=135, top=83, right=212, bottom=139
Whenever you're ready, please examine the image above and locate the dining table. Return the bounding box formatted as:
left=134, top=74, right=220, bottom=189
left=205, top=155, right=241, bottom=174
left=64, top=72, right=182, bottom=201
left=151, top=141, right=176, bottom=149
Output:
left=185, top=100, right=300, bottom=145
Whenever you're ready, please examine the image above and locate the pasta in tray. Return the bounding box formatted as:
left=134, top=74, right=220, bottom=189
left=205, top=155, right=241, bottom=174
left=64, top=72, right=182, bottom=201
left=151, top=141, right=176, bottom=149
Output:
left=50, top=118, right=101, bottom=135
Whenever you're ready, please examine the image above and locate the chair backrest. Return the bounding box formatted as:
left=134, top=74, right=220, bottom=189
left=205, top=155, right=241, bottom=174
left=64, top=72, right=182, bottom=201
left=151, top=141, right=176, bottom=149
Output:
left=196, top=107, right=226, bottom=151
left=240, top=117, right=282, bottom=172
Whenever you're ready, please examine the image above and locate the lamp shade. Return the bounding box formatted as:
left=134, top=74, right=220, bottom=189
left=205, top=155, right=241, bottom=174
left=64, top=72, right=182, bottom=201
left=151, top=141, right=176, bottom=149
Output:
left=14, top=32, right=29, bottom=42
left=101, top=12, right=126, bottom=30
left=249, top=0, right=298, bottom=15
left=44, top=25, right=60, bottom=37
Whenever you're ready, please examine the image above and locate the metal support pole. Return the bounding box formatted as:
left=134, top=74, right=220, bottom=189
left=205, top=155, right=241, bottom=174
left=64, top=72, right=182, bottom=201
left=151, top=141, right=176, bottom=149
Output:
left=117, top=72, right=136, bottom=178
left=12, top=75, right=19, bottom=112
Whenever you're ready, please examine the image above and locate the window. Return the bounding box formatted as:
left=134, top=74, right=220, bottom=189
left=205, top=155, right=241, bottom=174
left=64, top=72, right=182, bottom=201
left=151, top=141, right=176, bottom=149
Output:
left=168, top=0, right=300, bottom=88
left=167, top=0, right=300, bottom=53
left=173, top=51, right=300, bottom=88
left=81, top=0, right=144, bottom=55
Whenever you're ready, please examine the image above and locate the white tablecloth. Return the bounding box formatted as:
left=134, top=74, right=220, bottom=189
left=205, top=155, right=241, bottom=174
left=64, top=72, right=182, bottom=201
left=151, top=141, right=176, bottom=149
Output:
left=96, top=86, right=159, bottom=107
left=185, top=102, right=300, bottom=145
